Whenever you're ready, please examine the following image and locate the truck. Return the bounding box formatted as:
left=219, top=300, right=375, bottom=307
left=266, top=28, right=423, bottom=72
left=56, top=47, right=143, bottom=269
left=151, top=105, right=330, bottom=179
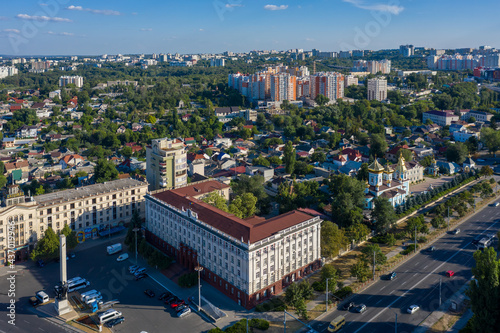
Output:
left=107, top=243, right=122, bottom=255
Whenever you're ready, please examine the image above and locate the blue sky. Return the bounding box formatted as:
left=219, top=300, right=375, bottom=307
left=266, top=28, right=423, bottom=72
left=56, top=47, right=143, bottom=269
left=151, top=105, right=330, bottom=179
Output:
left=0, top=0, right=499, bottom=55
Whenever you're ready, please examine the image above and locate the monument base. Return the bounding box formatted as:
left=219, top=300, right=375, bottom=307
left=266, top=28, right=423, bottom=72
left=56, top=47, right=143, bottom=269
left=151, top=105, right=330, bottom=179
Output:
left=54, top=298, right=71, bottom=316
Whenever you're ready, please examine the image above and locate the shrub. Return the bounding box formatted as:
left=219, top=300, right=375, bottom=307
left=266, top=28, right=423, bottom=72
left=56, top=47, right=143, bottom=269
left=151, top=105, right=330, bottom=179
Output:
left=178, top=272, right=197, bottom=288
left=370, top=234, right=386, bottom=244
left=418, top=236, right=427, bottom=243
left=255, top=304, right=266, bottom=312
left=333, top=286, right=352, bottom=299
left=312, top=280, right=326, bottom=292
left=250, top=318, right=270, bottom=330
left=401, top=244, right=418, bottom=255
left=262, top=302, right=272, bottom=311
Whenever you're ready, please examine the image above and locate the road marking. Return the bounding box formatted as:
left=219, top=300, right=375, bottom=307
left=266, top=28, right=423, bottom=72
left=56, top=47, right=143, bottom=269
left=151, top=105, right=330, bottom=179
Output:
left=389, top=290, right=396, bottom=294
left=413, top=273, right=418, bottom=277
left=380, top=285, right=386, bottom=290
left=367, top=295, right=374, bottom=300
left=38, top=329, right=45, bottom=332
left=353, top=221, right=499, bottom=333
left=423, top=265, right=429, bottom=269
left=415, top=261, right=420, bottom=265
left=404, top=270, right=409, bottom=273
left=401, top=281, right=407, bottom=285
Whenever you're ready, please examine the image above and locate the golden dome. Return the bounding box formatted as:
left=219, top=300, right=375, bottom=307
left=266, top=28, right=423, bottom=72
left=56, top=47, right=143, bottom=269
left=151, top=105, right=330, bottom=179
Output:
left=395, top=155, right=407, bottom=174
left=368, top=158, right=385, bottom=173
left=384, top=163, right=394, bottom=174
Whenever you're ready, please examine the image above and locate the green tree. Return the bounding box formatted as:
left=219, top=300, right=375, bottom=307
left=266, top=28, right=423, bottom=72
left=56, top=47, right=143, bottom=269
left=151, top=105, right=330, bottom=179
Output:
left=228, top=193, right=258, bottom=218
left=356, top=163, right=369, bottom=181
left=466, top=247, right=500, bottom=333
left=350, top=258, right=371, bottom=282
left=315, top=94, right=329, bottom=106
left=252, top=155, right=271, bottom=167
left=362, top=243, right=387, bottom=268
left=283, top=141, right=296, bottom=174
left=420, top=155, right=434, bottom=168
left=405, top=215, right=429, bottom=238
left=370, top=133, right=388, bottom=158
left=321, top=221, right=348, bottom=258
left=30, top=227, right=60, bottom=261
left=60, top=224, right=78, bottom=250
left=399, top=149, right=413, bottom=162
left=480, top=165, right=494, bottom=178
left=321, top=265, right=339, bottom=292
left=329, top=174, right=366, bottom=227
left=446, top=142, right=468, bottom=164
left=345, top=222, right=371, bottom=243
left=121, top=146, right=133, bottom=159
left=371, top=197, right=397, bottom=234
left=481, top=127, right=500, bottom=156
left=202, top=192, right=229, bottom=212
left=94, top=159, right=119, bottom=183
left=311, top=151, right=326, bottom=163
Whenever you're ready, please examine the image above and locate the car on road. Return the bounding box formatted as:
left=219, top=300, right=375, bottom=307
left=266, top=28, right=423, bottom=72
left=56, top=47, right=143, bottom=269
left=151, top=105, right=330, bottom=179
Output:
left=106, top=317, right=125, bottom=328
left=425, top=246, right=436, bottom=253
left=117, top=253, right=129, bottom=262
left=29, top=297, right=40, bottom=307
left=158, top=292, right=172, bottom=301
left=177, top=307, right=191, bottom=318
left=171, top=300, right=185, bottom=308
left=387, top=272, right=397, bottom=280
left=342, top=302, right=354, bottom=311
left=446, top=270, right=455, bottom=277
left=37, top=259, right=45, bottom=267
left=407, top=305, right=420, bottom=314
left=128, top=265, right=140, bottom=274
left=452, top=228, right=460, bottom=235
left=355, top=304, right=367, bottom=313
left=135, top=273, right=147, bottom=281
left=144, top=289, right=155, bottom=298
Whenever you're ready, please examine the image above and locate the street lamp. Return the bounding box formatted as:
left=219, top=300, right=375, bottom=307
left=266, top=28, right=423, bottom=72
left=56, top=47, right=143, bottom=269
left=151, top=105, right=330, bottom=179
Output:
left=194, top=265, right=203, bottom=312
left=389, top=307, right=398, bottom=333
left=133, top=227, right=139, bottom=264
left=325, top=278, right=331, bottom=312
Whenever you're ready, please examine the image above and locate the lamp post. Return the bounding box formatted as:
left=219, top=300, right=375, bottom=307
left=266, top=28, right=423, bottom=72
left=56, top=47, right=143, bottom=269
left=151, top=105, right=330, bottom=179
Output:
left=389, top=307, right=398, bottom=333
left=325, top=278, right=330, bottom=312
left=132, top=227, right=139, bottom=264
left=194, top=265, right=203, bottom=312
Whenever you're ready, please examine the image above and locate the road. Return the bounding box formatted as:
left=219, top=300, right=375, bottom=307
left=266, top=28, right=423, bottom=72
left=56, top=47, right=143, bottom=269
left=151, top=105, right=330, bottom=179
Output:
left=0, top=239, right=214, bottom=333
left=310, top=200, right=500, bottom=333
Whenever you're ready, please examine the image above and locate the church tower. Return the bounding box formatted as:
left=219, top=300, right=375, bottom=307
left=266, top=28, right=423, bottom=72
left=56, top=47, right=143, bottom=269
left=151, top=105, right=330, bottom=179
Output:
left=368, top=158, right=384, bottom=191
left=394, top=155, right=407, bottom=181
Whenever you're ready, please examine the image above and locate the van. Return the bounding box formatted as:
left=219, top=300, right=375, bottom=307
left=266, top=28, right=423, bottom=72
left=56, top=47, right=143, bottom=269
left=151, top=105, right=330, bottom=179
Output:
left=80, top=290, right=99, bottom=302
left=327, top=315, right=346, bottom=332
left=35, top=291, right=50, bottom=304
left=85, top=294, right=103, bottom=305
left=98, top=309, right=122, bottom=324
left=82, top=291, right=102, bottom=303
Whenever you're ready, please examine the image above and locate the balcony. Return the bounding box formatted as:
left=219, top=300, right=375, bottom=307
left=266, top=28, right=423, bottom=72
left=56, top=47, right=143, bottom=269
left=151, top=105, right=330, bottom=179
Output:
left=159, top=178, right=169, bottom=187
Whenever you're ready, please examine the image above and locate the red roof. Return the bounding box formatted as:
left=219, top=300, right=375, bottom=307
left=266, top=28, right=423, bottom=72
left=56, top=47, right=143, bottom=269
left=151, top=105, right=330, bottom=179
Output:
left=152, top=184, right=315, bottom=243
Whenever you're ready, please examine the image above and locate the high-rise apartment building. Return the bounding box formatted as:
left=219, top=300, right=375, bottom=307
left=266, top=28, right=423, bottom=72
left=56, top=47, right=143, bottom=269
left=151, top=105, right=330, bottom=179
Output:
left=59, top=75, right=84, bottom=88
left=367, top=60, right=391, bottom=74
left=344, top=75, right=358, bottom=87
left=210, top=58, right=226, bottom=67
left=367, top=78, right=387, bottom=101
left=270, top=74, right=296, bottom=102
left=309, top=72, right=344, bottom=101
left=146, top=138, right=188, bottom=191
left=399, top=44, right=415, bottom=57
left=0, top=66, right=18, bottom=79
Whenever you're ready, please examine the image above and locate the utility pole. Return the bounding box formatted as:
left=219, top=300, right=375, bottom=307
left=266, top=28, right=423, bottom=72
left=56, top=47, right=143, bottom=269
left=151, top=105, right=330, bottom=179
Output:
left=439, top=277, right=442, bottom=307
left=447, top=207, right=450, bottom=230
left=195, top=265, right=204, bottom=312
left=414, top=225, right=417, bottom=253
left=133, top=227, right=139, bottom=264
left=325, top=278, right=329, bottom=312
left=284, top=309, right=286, bottom=333
left=389, top=307, right=397, bottom=333
left=373, top=250, right=376, bottom=280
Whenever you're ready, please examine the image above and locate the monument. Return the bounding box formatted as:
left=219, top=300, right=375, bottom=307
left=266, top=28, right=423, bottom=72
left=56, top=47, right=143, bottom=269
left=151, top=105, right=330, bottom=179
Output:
left=54, top=234, right=71, bottom=315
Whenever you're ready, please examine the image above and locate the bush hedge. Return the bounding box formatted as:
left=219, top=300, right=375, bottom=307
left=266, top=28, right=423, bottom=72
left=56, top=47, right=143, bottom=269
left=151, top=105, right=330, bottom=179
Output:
left=333, top=286, right=353, bottom=300
left=178, top=272, right=197, bottom=288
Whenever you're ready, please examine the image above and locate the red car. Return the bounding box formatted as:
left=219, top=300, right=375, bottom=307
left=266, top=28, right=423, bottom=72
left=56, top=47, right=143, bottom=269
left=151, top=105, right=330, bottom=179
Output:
left=446, top=270, right=455, bottom=277
left=170, top=300, right=185, bottom=308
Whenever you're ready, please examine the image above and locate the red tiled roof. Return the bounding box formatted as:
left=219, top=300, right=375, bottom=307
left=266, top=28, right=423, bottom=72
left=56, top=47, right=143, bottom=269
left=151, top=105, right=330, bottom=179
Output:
left=152, top=185, right=315, bottom=243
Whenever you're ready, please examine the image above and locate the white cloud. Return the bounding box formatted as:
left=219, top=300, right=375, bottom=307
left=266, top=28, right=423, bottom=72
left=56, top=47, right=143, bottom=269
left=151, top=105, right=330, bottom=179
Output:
left=226, top=4, right=243, bottom=8
left=342, top=0, right=404, bottom=15
left=47, top=31, right=74, bottom=36
left=3, top=29, right=20, bottom=33
left=264, top=4, right=288, bottom=11
left=305, top=37, right=315, bottom=42
left=199, top=28, right=204, bottom=31
left=140, top=28, right=152, bottom=31
left=16, top=14, right=72, bottom=22
left=66, top=5, right=122, bottom=16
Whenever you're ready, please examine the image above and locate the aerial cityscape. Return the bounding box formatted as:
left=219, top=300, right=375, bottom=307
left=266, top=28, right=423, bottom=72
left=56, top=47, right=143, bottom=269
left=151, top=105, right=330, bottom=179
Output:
left=1, top=1, right=500, bottom=333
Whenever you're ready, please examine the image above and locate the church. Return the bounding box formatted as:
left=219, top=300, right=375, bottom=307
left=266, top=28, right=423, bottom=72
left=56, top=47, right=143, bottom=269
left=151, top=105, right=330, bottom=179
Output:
left=365, top=155, right=410, bottom=209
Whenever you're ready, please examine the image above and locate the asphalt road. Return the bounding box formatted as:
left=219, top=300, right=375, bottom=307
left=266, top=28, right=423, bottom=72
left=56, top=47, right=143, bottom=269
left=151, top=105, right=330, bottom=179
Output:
left=0, top=240, right=214, bottom=333
left=311, top=200, right=500, bottom=333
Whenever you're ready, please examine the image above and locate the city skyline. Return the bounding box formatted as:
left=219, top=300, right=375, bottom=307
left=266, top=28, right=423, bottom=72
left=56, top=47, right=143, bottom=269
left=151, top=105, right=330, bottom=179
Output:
left=0, top=0, right=498, bottom=55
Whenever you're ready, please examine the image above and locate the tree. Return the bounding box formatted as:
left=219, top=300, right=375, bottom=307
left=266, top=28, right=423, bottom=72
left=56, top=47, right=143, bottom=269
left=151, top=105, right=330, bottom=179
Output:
left=228, top=193, right=258, bottom=218
left=350, top=258, right=371, bottom=282
left=370, top=133, right=388, bottom=158
left=420, top=155, right=434, bottom=168
left=120, top=146, right=133, bottom=159
left=446, top=142, right=468, bottom=164
left=283, top=141, right=296, bottom=174
left=466, top=247, right=500, bottom=333
left=405, top=215, right=428, bottom=238
left=371, top=197, right=397, bottom=234
left=357, top=163, right=369, bottom=181
left=345, top=222, right=371, bottom=243
left=30, top=227, right=59, bottom=261
left=399, top=149, right=413, bottom=162
left=311, top=151, right=326, bottom=163
left=252, top=155, right=271, bottom=167
left=362, top=243, right=387, bottom=267
left=321, top=265, right=339, bottom=291
left=202, top=192, right=229, bottom=212
left=60, top=224, right=78, bottom=250
left=481, top=127, right=500, bottom=156
left=321, top=221, right=348, bottom=258
left=94, top=159, right=119, bottom=183
left=480, top=165, right=494, bottom=178
left=328, top=174, right=366, bottom=227
left=315, top=94, right=329, bottom=106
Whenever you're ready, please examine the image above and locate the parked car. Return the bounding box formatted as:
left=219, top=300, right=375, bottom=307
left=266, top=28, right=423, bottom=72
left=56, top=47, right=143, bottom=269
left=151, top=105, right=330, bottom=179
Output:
left=135, top=273, right=147, bottom=281
left=177, top=307, right=191, bottom=317
left=129, top=265, right=140, bottom=274
left=165, top=296, right=179, bottom=305
left=68, top=252, right=76, bottom=259
left=387, top=272, right=397, bottom=280
left=446, top=270, right=455, bottom=277
left=29, top=297, right=40, bottom=307
left=175, top=304, right=188, bottom=313
left=158, top=292, right=171, bottom=301
left=106, top=317, right=125, bottom=328
left=355, top=304, right=367, bottom=313
left=171, top=300, right=185, bottom=308
left=37, top=259, right=45, bottom=267
left=144, top=289, right=155, bottom=298
left=407, top=305, right=420, bottom=314
left=342, top=302, right=354, bottom=311
left=117, top=253, right=129, bottom=262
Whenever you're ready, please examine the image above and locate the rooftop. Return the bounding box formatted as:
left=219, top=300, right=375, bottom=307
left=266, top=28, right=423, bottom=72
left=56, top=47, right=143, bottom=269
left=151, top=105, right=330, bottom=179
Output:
left=34, top=178, right=147, bottom=206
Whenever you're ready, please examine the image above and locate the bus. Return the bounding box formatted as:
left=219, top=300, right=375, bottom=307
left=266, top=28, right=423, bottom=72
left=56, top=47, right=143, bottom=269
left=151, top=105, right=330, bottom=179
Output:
left=98, top=309, right=122, bottom=324
left=68, top=278, right=90, bottom=292
left=328, top=315, right=346, bottom=332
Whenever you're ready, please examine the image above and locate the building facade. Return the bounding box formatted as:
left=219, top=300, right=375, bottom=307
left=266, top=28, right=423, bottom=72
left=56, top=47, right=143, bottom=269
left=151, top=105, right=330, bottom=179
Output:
left=0, top=179, right=148, bottom=265
left=146, top=138, right=188, bottom=191
left=309, top=72, right=344, bottom=101
left=367, top=78, right=387, bottom=101
left=145, top=181, right=322, bottom=309
left=59, top=75, right=84, bottom=88
left=422, top=110, right=459, bottom=126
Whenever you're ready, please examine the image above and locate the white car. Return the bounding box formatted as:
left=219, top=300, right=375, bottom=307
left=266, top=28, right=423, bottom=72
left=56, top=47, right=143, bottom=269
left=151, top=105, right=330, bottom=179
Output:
left=407, top=305, right=420, bottom=314
left=117, top=253, right=129, bottom=262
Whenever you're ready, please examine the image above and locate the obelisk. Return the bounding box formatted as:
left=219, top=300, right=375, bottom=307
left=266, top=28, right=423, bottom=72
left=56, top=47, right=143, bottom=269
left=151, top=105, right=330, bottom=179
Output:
left=55, top=234, right=71, bottom=315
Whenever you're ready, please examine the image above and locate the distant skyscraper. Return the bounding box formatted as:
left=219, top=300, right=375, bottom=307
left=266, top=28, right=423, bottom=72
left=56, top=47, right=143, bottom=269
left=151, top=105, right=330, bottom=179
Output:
left=59, top=75, right=83, bottom=88
left=367, top=78, right=387, bottom=101
left=399, top=45, right=414, bottom=57
left=270, top=74, right=296, bottom=102
left=309, top=72, right=344, bottom=102
left=210, top=58, right=225, bottom=67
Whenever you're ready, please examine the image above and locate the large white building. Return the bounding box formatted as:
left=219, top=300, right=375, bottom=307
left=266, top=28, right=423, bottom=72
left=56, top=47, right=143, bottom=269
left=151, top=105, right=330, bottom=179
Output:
left=0, top=66, right=18, bottom=79
left=422, top=110, right=459, bottom=126
left=145, top=180, right=322, bottom=308
left=0, top=178, right=148, bottom=265
left=59, top=75, right=84, bottom=88
left=367, top=78, right=387, bottom=101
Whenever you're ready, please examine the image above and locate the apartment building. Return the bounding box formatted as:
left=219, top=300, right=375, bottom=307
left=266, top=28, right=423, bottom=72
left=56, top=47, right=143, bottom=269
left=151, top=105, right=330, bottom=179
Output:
left=59, top=75, right=84, bottom=88
left=367, top=78, right=387, bottom=101
left=0, top=179, right=148, bottom=265
left=461, top=110, right=493, bottom=123
left=309, top=72, right=344, bottom=101
left=146, top=138, right=188, bottom=191
left=422, top=110, right=459, bottom=126
left=344, top=75, right=358, bottom=87
left=270, top=74, right=297, bottom=102
left=145, top=181, right=322, bottom=309
left=399, top=44, right=415, bottom=57
left=367, top=60, right=391, bottom=74
left=0, top=66, right=18, bottom=79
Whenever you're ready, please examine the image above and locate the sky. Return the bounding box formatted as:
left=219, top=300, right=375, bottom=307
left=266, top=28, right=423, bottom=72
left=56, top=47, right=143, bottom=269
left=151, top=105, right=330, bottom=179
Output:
left=0, top=0, right=499, bottom=56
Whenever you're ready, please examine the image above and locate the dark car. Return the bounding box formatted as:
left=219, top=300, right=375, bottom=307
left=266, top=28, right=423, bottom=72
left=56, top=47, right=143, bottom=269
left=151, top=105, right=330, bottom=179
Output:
left=144, top=289, right=155, bottom=298
left=37, top=259, right=45, bottom=267
left=425, top=246, right=436, bottom=253
left=135, top=273, right=147, bottom=281
left=68, top=252, right=76, bottom=259
left=29, top=297, right=40, bottom=307
left=171, top=300, right=185, bottom=308
left=158, top=292, right=171, bottom=300
left=342, top=302, right=354, bottom=311
left=106, top=317, right=125, bottom=328
left=165, top=296, right=179, bottom=305
left=355, top=304, right=367, bottom=313
left=386, top=272, right=396, bottom=280
left=452, top=228, right=460, bottom=235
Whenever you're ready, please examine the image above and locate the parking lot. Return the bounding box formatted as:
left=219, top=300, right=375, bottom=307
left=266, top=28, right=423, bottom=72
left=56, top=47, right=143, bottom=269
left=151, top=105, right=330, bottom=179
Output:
left=0, top=237, right=215, bottom=333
